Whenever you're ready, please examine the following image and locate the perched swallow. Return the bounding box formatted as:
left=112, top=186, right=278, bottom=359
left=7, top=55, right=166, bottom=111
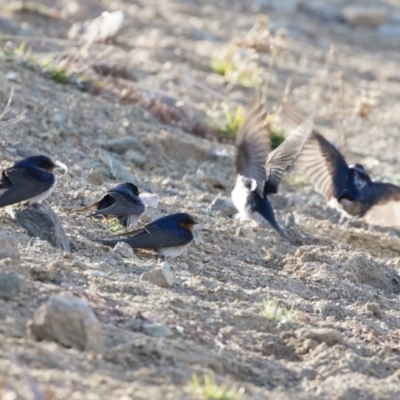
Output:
left=281, top=103, right=400, bottom=228
left=96, top=212, right=197, bottom=258
left=0, top=155, right=60, bottom=207
left=75, top=182, right=145, bottom=228
left=231, top=101, right=313, bottom=241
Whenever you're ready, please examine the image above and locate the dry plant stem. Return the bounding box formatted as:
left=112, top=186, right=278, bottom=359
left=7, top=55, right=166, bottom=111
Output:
left=261, top=50, right=278, bottom=105
left=0, top=87, right=26, bottom=129
left=255, top=55, right=261, bottom=104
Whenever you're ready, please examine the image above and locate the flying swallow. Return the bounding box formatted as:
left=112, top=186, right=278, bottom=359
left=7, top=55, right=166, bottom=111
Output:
left=231, top=101, right=313, bottom=241
left=280, top=103, right=400, bottom=228
left=96, top=212, right=197, bottom=258
left=75, top=182, right=145, bottom=228
left=0, top=155, right=62, bottom=207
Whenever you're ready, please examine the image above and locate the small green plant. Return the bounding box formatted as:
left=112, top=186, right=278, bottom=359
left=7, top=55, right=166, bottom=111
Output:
left=216, top=103, right=244, bottom=137
left=210, top=51, right=258, bottom=88
left=105, top=218, right=122, bottom=233
left=269, top=125, right=285, bottom=149
left=190, top=373, right=242, bottom=400
left=261, top=293, right=294, bottom=323
left=48, top=67, right=71, bottom=84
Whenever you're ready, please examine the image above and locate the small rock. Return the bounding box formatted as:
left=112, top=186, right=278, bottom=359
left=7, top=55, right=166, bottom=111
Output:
left=68, top=10, right=127, bottom=43
left=142, top=323, right=174, bottom=338
left=84, top=270, right=109, bottom=278
left=179, top=262, right=189, bottom=270
left=6, top=142, right=39, bottom=158
left=379, top=24, right=400, bottom=39
left=12, top=203, right=70, bottom=251
left=364, top=302, right=382, bottom=318
left=27, top=292, right=103, bottom=352
left=0, top=272, right=21, bottom=300
left=235, top=226, right=255, bottom=240
left=86, top=170, right=104, bottom=185
left=196, top=163, right=228, bottom=189
left=342, top=6, right=388, bottom=27
left=6, top=71, right=19, bottom=82
left=30, top=263, right=62, bottom=283
left=285, top=214, right=295, bottom=229
left=210, top=196, right=237, bottom=217
left=104, top=136, right=145, bottom=154
left=140, top=264, right=174, bottom=288
left=125, top=150, right=147, bottom=167
left=0, top=231, right=19, bottom=261
left=301, top=328, right=344, bottom=346
left=301, top=368, right=317, bottom=380
left=113, top=242, right=135, bottom=258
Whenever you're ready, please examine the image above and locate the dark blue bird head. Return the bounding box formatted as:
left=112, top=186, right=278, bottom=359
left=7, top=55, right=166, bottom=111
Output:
left=13, top=155, right=57, bottom=172
left=349, top=164, right=370, bottom=180
left=154, top=212, right=198, bottom=232
left=112, top=182, right=140, bottom=196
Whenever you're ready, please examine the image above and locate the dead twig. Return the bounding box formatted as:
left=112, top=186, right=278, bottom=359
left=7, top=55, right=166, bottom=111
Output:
left=0, top=87, right=26, bottom=129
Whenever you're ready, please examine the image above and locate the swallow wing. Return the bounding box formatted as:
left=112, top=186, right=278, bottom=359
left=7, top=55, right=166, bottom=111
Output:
left=264, top=113, right=313, bottom=196
left=235, top=101, right=270, bottom=195
left=102, top=224, right=191, bottom=249
left=105, top=191, right=145, bottom=216
left=0, top=167, right=55, bottom=207
left=363, top=183, right=400, bottom=228
left=73, top=201, right=101, bottom=214
left=280, top=103, right=348, bottom=200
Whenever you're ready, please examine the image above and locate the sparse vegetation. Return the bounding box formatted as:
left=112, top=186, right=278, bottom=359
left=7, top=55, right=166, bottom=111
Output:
left=210, top=48, right=258, bottom=88
left=261, top=293, right=295, bottom=323
left=189, top=373, right=243, bottom=400
left=216, top=103, right=244, bottom=137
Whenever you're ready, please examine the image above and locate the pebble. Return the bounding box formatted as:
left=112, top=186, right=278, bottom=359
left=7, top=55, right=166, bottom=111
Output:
left=142, top=323, right=174, bottom=338
left=342, top=6, right=388, bottom=27
left=0, top=271, right=21, bottom=300
left=84, top=270, right=109, bottom=278
left=12, top=203, right=70, bottom=251
left=300, top=328, right=344, bottom=346
left=140, top=264, right=175, bottom=288
left=27, top=292, right=103, bottom=352
left=104, top=136, right=145, bottom=154
left=86, top=170, right=104, bottom=185
left=209, top=196, right=237, bottom=217
left=125, top=150, right=147, bottom=167
left=235, top=226, right=255, bottom=240
left=0, top=231, right=19, bottom=261
left=113, top=242, right=135, bottom=258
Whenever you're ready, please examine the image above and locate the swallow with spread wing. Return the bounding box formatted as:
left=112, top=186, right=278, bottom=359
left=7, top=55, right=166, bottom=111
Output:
left=0, top=155, right=62, bottom=207
left=75, top=182, right=145, bottom=228
left=96, top=212, right=197, bottom=258
left=281, top=103, right=400, bottom=228
left=232, top=101, right=313, bottom=241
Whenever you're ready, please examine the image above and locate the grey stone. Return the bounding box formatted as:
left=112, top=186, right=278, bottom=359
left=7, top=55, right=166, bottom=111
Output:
left=125, top=150, right=147, bottom=167
left=300, top=328, right=344, bottom=346
left=379, top=24, right=400, bottom=39
left=140, top=264, right=174, bottom=288
left=143, top=323, right=174, bottom=338
left=342, top=6, right=388, bottom=27
left=113, top=242, right=135, bottom=258
left=209, top=196, right=237, bottom=217
left=85, top=170, right=104, bottom=185
left=13, top=203, right=70, bottom=251
left=27, top=292, right=103, bottom=352
left=0, top=231, right=19, bottom=261
left=235, top=226, right=255, bottom=240
left=0, top=271, right=21, bottom=300
left=104, top=136, right=145, bottom=154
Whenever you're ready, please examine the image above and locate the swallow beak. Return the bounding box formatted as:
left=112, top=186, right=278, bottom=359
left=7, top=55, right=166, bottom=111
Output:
left=54, top=160, right=68, bottom=175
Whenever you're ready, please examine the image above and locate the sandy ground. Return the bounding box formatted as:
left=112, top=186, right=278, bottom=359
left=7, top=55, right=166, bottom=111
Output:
left=1, top=0, right=400, bottom=399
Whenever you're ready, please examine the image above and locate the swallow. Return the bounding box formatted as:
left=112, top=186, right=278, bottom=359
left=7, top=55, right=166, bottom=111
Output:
left=75, top=182, right=145, bottom=228
left=96, top=212, right=197, bottom=258
left=0, top=155, right=61, bottom=207
left=231, top=101, right=313, bottom=241
left=280, top=103, right=400, bottom=228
